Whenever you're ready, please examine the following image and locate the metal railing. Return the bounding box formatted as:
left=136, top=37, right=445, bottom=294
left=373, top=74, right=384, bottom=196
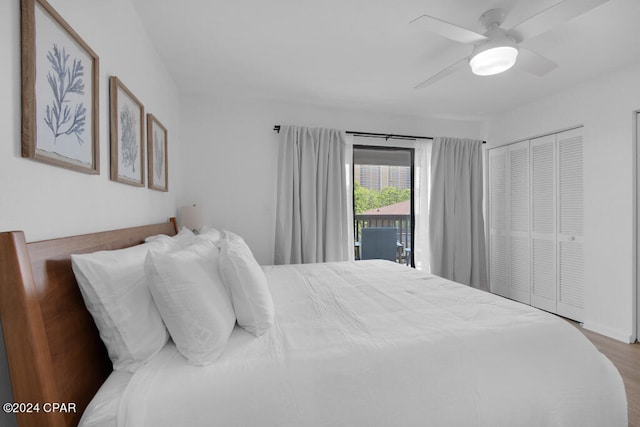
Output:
left=354, top=214, right=412, bottom=264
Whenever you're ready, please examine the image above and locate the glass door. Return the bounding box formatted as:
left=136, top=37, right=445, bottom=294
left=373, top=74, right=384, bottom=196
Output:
left=353, top=145, right=414, bottom=266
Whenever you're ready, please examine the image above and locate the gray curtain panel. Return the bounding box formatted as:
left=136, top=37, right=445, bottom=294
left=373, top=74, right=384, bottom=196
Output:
left=429, top=137, right=487, bottom=289
left=275, top=126, right=350, bottom=264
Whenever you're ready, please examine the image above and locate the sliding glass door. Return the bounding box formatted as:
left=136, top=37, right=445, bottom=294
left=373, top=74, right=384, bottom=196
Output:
left=353, top=145, right=414, bottom=266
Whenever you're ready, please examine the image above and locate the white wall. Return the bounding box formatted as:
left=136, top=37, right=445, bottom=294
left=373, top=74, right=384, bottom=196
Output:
left=179, top=95, right=486, bottom=265
left=0, top=1, right=181, bottom=425
left=486, top=61, right=640, bottom=343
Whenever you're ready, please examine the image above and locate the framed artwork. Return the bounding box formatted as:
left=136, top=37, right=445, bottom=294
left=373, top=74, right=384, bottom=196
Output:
left=20, top=0, right=100, bottom=174
left=109, top=76, right=145, bottom=186
left=147, top=114, right=168, bottom=192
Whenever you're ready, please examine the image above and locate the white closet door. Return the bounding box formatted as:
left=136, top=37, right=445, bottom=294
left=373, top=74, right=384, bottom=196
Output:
left=530, top=135, right=557, bottom=313
left=556, top=128, right=584, bottom=321
left=509, top=141, right=530, bottom=304
left=489, top=147, right=508, bottom=298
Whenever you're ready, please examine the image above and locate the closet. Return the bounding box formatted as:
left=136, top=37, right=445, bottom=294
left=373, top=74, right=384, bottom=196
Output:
left=488, top=127, right=583, bottom=322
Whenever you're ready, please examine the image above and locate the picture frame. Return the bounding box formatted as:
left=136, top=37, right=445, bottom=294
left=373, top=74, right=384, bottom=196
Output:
left=21, top=0, right=100, bottom=174
left=109, top=76, right=145, bottom=186
left=147, top=114, right=168, bottom=192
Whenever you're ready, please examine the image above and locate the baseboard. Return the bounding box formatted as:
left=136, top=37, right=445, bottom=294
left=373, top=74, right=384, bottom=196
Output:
left=581, top=321, right=635, bottom=344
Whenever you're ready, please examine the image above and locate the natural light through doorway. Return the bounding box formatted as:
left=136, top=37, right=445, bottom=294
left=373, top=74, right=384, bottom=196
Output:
left=353, top=146, right=414, bottom=266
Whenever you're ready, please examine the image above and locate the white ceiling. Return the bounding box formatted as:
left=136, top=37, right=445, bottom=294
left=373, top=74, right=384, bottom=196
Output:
left=130, top=0, right=640, bottom=120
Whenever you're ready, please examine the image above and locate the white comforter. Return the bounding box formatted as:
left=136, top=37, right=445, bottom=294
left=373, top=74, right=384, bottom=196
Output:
left=95, top=261, right=626, bottom=426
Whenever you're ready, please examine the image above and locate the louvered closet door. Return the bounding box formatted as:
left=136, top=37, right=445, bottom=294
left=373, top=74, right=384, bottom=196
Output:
left=556, top=128, right=584, bottom=321
left=489, top=147, right=508, bottom=298
left=530, top=135, right=557, bottom=313
left=509, top=141, right=530, bottom=304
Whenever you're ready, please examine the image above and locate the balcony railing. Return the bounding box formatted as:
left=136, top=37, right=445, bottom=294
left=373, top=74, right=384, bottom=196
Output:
left=354, top=214, right=412, bottom=265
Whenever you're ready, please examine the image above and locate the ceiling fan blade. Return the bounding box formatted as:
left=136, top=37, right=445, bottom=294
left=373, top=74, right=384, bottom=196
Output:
left=410, top=14, right=487, bottom=44
left=516, top=48, right=558, bottom=76
left=414, top=57, right=469, bottom=89
left=509, top=0, right=610, bottom=42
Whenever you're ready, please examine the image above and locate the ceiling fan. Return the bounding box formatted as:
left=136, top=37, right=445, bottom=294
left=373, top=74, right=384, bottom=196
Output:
left=411, top=0, right=610, bottom=88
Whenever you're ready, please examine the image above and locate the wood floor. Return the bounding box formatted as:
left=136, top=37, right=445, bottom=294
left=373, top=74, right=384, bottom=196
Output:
left=574, top=324, right=640, bottom=427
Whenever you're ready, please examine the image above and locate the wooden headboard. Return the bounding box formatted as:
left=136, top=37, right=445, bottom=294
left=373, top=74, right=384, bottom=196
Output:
left=0, top=219, right=177, bottom=427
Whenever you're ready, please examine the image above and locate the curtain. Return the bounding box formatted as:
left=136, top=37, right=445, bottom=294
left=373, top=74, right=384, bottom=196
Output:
left=429, top=137, right=487, bottom=289
left=274, top=126, right=351, bottom=264
left=413, top=140, right=432, bottom=271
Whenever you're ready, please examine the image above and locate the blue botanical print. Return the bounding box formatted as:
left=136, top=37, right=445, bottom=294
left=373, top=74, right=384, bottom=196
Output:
left=120, top=104, right=138, bottom=172
left=154, top=130, right=164, bottom=180
left=43, top=44, right=87, bottom=145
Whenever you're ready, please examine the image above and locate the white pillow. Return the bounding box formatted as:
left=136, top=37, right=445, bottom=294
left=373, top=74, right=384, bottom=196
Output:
left=145, top=240, right=236, bottom=365
left=198, top=225, right=222, bottom=245
left=145, top=226, right=195, bottom=247
left=218, top=231, right=274, bottom=336
left=71, top=239, right=174, bottom=372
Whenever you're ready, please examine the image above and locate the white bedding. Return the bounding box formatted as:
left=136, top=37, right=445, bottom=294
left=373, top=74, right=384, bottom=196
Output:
left=87, top=260, right=626, bottom=426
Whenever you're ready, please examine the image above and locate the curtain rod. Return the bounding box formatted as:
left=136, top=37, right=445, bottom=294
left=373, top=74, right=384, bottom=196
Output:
left=272, top=125, right=485, bottom=143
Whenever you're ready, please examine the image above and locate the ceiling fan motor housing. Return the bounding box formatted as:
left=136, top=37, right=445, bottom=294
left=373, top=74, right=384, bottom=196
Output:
left=479, top=8, right=506, bottom=30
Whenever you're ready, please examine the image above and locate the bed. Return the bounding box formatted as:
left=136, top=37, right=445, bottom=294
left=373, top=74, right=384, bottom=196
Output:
left=0, top=219, right=628, bottom=426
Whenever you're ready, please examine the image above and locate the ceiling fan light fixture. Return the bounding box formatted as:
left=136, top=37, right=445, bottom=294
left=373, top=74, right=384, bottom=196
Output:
left=470, top=45, right=518, bottom=76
